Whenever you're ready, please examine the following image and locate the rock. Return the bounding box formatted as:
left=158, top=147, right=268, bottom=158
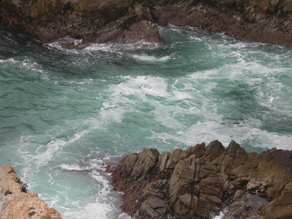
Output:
left=158, top=152, right=169, bottom=173
left=111, top=147, right=160, bottom=216
left=0, top=0, right=161, bottom=46
left=224, top=193, right=269, bottom=219
left=132, top=148, right=159, bottom=178
left=2, top=0, right=292, bottom=46
left=169, top=159, right=195, bottom=213
left=140, top=197, right=169, bottom=218
left=110, top=140, right=292, bottom=219
left=0, top=165, right=62, bottom=219
left=186, top=143, right=205, bottom=156
left=258, top=181, right=292, bottom=219
left=166, top=149, right=187, bottom=170
left=203, top=140, right=225, bottom=162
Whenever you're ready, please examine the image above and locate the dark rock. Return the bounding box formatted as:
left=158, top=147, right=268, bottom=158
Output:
left=2, top=0, right=292, bottom=46
left=110, top=140, right=292, bottom=218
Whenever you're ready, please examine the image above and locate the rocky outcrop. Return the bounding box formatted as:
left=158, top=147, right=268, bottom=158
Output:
left=0, top=0, right=162, bottom=47
left=111, top=140, right=292, bottom=219
left=0, top=165, right=62, bottom=219
left=1, top=0, right=292, bottom=46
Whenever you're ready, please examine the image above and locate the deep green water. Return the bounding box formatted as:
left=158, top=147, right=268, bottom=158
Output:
left=1, top=25, right=292, bottom=218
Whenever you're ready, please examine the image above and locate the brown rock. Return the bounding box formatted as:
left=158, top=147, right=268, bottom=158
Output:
left=133, top=147, right=159, bottom=177
left=3, top=0, right=292, bottom=47
left=0, top=165, right=62, bottom=219
left=204, top=140, right=225, bottom=162
left=140, top=197, right=169, bottom=219
left=158, top=151, right=170, bottom=173
left=259, top=182, right=292, bottom=219
left=110, top=140, right=292, bottom=219
left=166, top=149, right=187, bottom=170
left=185, top=143, right=205, bottom=158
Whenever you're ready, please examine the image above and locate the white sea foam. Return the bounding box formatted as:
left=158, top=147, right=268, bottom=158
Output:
left=83, top=40, right=160, bottom=52
left=132, top=54, right=171, bottom=62
left=213, top=210, right=226, bottom=219
left=189, top=36, right=203, bottom=41
left=0, top=58, right=17, bottom=63
left=35, top=130, right=88, bottom=165
left=99, top=107, right=125, bottom=124
left=117, top=213, right=132, bottom=219
left=66, top=78, right=95, bottom=85
left=60, top=164, right=91, bottom=171
left=63, top=202, right=112, bottom=219
left=82, top=43, right=123, bottom=56
left=112, top=76, right=169, bottom=98
left=151, top=116, right=292, bottom=151
left=45, top=37, right=82, bottom=53
left=61, top=165, right=129, bottom=219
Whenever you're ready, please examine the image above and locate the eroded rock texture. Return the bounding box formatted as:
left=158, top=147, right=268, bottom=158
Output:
left=111, top=140, right=292, bottom=219
left=1, top=0, right=292, bottom=46
left=0, top=165, right=62, bottom=219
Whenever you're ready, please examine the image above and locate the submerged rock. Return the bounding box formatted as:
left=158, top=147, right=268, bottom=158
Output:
left=111, top=140, right=292, bottom=219
left=0, top=165, right=62, bottom=219
left=1, top=0, right=292, bottom=46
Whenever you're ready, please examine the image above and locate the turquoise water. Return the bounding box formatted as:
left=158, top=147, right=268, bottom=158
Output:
left=1, top=24, right=292, bottom=218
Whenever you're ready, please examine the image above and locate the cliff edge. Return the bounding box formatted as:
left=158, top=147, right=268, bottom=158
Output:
left=1, top=0, right=292, bottom=47
left=0, top=165, right=62, bottom=219
left=111, top=140, right=292, bottom=219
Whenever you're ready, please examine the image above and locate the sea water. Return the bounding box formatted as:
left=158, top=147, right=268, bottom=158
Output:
left=0, top=24, right=292, bottom=218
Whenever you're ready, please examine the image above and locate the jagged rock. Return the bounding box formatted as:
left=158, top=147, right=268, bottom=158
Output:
left=111, top=140, right=292, bottom=219
left=2, top=0, right=292, bottom=46
left=0, top=165, right=62, bottom=219
left=132, top=148, right=160, bottom=178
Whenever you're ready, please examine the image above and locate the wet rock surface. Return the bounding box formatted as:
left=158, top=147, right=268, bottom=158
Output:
left=1, top=0, right=292, bottom=46
left=0, top=165, right=62, bottom=219
left=111, top=140, right=292, bottom=219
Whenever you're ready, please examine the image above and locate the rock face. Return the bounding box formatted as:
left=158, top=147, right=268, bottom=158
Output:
left=0, top=165, right=62, bottom=219
left=1, top=0, right=292, bottom=46
left=111, top=140, right=292, bottom=219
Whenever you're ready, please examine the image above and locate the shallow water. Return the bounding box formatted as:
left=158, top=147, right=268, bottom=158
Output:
left=0, top=24, right=292, bottom=218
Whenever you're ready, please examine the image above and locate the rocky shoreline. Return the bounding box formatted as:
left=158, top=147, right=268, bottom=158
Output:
left=0, top=165, right=62, bottom=219
left=110, top=140, right=292, bottom=219
left=1, top=0, right=292, bottom=47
